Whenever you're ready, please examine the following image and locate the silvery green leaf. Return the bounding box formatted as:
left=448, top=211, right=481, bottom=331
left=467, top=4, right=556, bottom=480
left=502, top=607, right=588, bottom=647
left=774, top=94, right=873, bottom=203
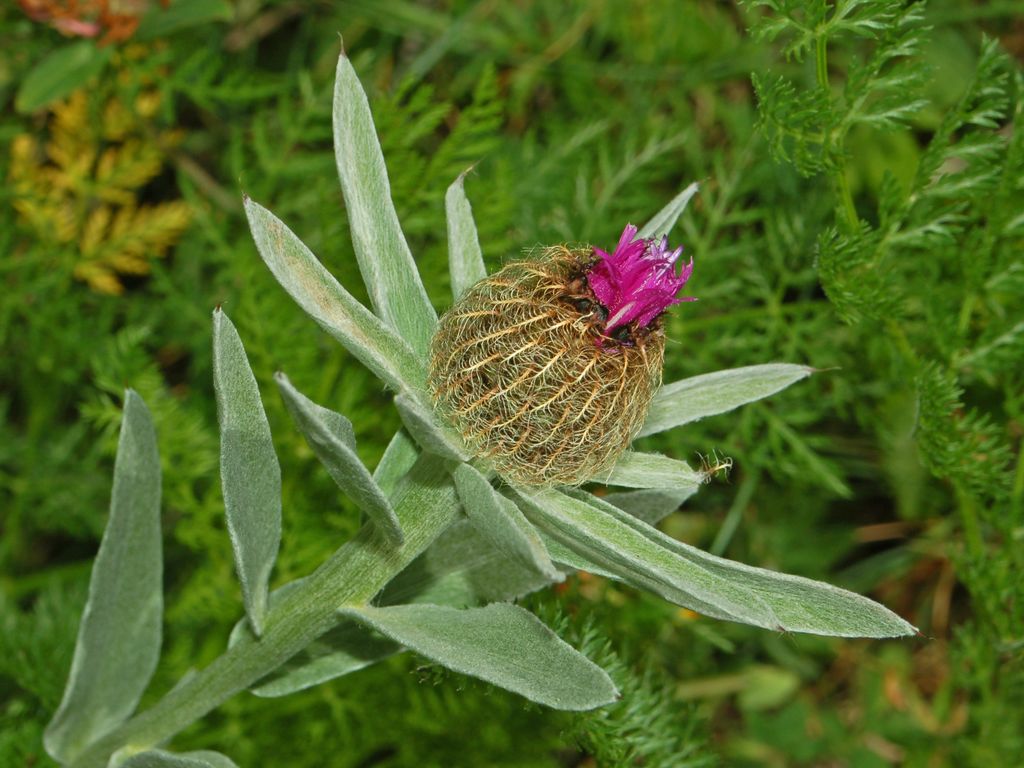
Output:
left=502, top=492, right=691, bottom=586
left=237, top=515, right=557, bottom=697
left=338, top=604, right=618, bottom=710
left=639, top=364, right=814, bottom=437
left=119, top=749, right=239, bottom=768
left=238, top=475, right=571, bottom=698
left=222, top=454, right=462, bottom=699
left=518, top=488, right=765, bottom=626
left=394, top=393, right=469, bottom=461
left=250, top=620, right=400, bottom=698
left=333, top=50, right=437, bottom=354
left=373, top=430, right=419, bottom=497
left=276, top=373, right=403, bottom=545
left=445, top=171, right=486, bottom=300
left=530, top=529, right=621, bottom=583
left=244, top=197, right=426, bottom=397
left=603, top=488, right=697, bottom=526
left=44, top=391, right=162, bottom=765
left=453, top=463, right=559, bottom=580
left=279, top=375, right=356, bottom=451
left=213, top=309, right=281, bottom=637
left=638, top=181, right=700, bottom=239
left=518, top=488, right=917, bottom=637
left=602, top=451, right=706, bottom=490
left=380, top=519, right=556, bottom=608
left=227, top=578, right=400, bottom=698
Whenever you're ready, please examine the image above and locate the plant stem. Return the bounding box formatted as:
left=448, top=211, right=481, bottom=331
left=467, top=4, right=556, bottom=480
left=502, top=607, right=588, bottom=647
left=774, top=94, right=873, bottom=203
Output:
left=815, top=31, right=859, bottom=233
left=955, top=482, right=985, bottom=562
left=709, top=470, right=758, bottom=556
left=71, top=454, right=459, bottom=768
left=814, top=29, right=830, bottom=103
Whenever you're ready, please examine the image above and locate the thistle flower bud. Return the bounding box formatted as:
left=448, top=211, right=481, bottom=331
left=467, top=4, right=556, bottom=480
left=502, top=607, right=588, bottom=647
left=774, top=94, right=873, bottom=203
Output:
left=429, top=225, right=694, bottom=486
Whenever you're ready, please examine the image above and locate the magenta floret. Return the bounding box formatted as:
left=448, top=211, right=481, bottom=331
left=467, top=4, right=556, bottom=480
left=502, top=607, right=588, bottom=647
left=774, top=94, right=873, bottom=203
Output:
left=587, top=224, right=695, bottom=334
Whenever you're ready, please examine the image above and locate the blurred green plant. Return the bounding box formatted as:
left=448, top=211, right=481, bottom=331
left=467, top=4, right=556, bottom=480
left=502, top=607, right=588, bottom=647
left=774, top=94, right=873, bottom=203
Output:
left=2, top=1, right=1022, bottom=766
left=744, top=0, right=1023, bottom=761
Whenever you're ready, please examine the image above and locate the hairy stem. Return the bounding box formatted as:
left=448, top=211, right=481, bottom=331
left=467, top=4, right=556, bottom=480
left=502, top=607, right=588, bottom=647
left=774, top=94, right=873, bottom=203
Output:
left=815, top=31, right=858, bottom=232
left=71, top=454, right=459, bottom=768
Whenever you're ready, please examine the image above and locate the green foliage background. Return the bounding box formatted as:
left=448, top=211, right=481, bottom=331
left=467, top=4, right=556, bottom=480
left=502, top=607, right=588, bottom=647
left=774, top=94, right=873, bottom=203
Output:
left=2, top=0, right=1021, bottom=765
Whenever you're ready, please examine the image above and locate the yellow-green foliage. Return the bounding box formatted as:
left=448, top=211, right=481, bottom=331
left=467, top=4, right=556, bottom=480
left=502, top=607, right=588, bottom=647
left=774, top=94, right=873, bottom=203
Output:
left=9, top=85, right=190, bottom=294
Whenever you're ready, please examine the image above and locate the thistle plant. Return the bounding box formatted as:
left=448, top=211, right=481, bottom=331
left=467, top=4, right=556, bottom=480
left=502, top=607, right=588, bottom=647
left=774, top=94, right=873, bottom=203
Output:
left=429, top=225, right=693, bottom=486
left=44, top=48, right=917, bottom=768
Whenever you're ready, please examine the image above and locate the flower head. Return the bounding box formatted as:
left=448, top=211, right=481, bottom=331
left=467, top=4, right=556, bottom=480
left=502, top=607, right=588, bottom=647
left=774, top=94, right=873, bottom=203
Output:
left=587, top=224, right=695, bottom=334
left=429, top=246, right=666, bottom=485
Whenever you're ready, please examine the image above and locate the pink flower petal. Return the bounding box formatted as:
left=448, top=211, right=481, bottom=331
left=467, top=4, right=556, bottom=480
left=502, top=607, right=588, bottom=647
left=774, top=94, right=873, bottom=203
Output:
left=586, top=224, right=694, bottom=334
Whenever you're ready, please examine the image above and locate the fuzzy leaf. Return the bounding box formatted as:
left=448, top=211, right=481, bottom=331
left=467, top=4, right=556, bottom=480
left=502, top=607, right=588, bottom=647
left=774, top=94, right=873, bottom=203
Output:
left=44, top=391, right=162, bottom=764
left=516, top=489, right=917, bottom=637
left=249, top=477, right=689, bottom=704
left=276, top=373, right=403, bottom=545
left=603, top=451, right=706, bottom=490
left=243, top=483, right=577, bottom=698
left=280, top=375, right=355, bottom=450
left=338, top=604, right=618, bottom=710
left=445, top=171, right=487, bottom=299
left=244, top=197, right=426, bottom=397
left=373, top=430, right=420, bottom=497
left=213, top=309, right=281, bottom=637
left=382, top=519, right=556, bottom=608
left=227, top=579, right=399, bottom=698
left=639, top=364, right=814, bottom=437
left=120, top=749, right=239, bottom=768
left=394, top=393, right=469, bottom=461
left=453, top=463, right=559, bottom=580
left=236, top=517, right=557, bottom=698
left=387, top=487, right=700, bottom=618
left=252, top=466, right=602, bottom=700
left=251, top=619, right=400, bottom=698
left=218, top=453, right=461, bottom=706
left=602, top=488, right=697, bottom=526
left=333, top=50, right=437, bottom=354
left=638, top=181, right=700, bottom=240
